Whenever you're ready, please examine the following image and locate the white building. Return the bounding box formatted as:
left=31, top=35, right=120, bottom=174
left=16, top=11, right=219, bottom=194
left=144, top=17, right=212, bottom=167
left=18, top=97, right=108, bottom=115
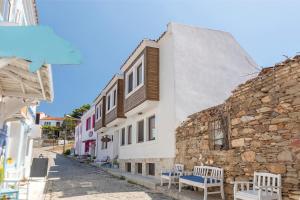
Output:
left=1, top=0, right=80, bottom=182
left=39, top=116, right=64, bottom=127
left=5, top=107, right=41, bottom=179
left=38, top=115, right=64, bottom=139
left=75, top=107, right=96, bottom=157
left=0, top=0, right=38, bottom=25
left=0, top=0, right=50, bottom=180
left=94, top=22, right=257, bottom=177
left=94, top=76, right=123, bottom=162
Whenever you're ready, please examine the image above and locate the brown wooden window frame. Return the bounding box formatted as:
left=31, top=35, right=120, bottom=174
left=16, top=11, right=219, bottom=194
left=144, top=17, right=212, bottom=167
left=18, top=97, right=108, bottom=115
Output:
left=208, top=115, right=229, bottom=150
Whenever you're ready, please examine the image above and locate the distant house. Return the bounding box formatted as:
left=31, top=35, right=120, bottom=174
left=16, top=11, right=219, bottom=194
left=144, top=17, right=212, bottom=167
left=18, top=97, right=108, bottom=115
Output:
left=74, top=107, right=96, bottom=157
left=93, top=22, right=258, bottom=177
left=37, top=113, right=64, bottom=139
left=94, top=75, right=124, bottom=162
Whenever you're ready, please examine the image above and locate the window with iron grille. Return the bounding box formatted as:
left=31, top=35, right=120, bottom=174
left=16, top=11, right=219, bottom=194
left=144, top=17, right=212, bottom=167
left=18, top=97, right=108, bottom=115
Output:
left=136, top=163, right=142, bottom=174
left=126, top=162, right=131, bottom=173
left=208, top=117, right=229, bottom=150
left=147, top=163, right=155, bottom=176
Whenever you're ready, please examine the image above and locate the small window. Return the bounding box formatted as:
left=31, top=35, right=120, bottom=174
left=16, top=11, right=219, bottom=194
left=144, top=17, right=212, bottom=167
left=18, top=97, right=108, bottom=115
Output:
left=121, top=128, right=125, bottom=146
left=127, top=125, right=132, bottom=145
left=147, top=163, right=155, bottom=176
left=126, top=162, right=131, bottom=173
left=136, top=64, right=143, bottom=86
left=137, top=120, right=144, bottom=143
left=56, top=122, right=60, bottom=127
left=44, top=121, right=51, bottom=126
left=92, top=114, right=95, bottom=128
left=127, top=72, right=133, bottom=94
left=136, top=163, right=142, bottom=174
left=107, top=95, right=111, bottom=111
left=96, top=107, right=99, bottom=120
left=113, top=89, right=117, bottom=106
left=209, top=118, right=229, bottom=150
left=99, top=104, right=102, bottom=118
left=148, top=116, right=156, bottom=141
left=86, top=117, right=91, bottom=130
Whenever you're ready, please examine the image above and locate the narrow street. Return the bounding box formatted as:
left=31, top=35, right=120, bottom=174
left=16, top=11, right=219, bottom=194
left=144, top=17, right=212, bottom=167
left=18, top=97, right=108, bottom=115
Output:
left=40, top=149, right=172, bottom=200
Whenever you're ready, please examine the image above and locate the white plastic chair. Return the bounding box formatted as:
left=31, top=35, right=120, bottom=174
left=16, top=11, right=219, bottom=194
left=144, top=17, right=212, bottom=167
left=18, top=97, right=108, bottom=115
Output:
left=233, top=172, right=282, bottom=200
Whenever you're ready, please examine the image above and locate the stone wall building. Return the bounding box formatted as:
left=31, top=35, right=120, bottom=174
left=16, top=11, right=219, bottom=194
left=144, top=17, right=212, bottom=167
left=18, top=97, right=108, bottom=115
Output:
left=175, top=55, right=300, bottom=199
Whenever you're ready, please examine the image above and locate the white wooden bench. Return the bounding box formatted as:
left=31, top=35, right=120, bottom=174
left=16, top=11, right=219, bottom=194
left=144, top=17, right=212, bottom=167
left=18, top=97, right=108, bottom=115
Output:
left=160, top=164, right=184, bottom=189
left=233, top=172, right=282, bottom=200
left=179, top=166, right=224, bottom=200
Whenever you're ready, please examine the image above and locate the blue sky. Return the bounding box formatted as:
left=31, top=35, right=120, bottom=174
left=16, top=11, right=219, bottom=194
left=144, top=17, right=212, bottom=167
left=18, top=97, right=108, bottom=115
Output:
left=37, top=0, right=300, bottom=117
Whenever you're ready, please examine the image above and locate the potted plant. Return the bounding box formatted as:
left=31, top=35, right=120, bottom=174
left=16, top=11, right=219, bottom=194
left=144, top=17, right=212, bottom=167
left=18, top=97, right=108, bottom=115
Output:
left=6, top=157, right=13, bottom=165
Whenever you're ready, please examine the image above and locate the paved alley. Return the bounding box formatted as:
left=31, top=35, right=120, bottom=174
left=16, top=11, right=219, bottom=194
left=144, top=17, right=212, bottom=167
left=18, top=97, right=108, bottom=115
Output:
left=42, top=149, right=172, bottom=200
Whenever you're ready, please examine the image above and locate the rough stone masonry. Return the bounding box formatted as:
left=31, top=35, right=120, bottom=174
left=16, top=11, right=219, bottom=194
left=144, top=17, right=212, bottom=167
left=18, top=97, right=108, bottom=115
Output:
left=175, top=55, right=300, bottom=199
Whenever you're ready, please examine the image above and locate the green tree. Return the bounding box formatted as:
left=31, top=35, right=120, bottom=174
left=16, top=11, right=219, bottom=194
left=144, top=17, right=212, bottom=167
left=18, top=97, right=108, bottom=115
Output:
left=69, top=104, right=90, bottom=118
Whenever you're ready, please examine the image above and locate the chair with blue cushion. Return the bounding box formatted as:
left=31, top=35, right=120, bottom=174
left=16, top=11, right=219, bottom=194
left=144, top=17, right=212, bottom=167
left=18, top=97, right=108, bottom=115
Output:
left=160, top=164, right=184, bottom=189
left=179, top=165, right=224, bottom=200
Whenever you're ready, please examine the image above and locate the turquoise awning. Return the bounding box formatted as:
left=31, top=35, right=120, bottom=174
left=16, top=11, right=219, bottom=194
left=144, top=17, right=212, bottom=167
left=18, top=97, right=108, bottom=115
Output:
left=0, top=26, right=82, bottom=72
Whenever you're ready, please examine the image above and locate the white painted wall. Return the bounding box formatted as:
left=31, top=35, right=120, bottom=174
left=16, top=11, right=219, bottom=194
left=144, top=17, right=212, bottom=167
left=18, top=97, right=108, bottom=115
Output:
left=96, top=126, right=119, bottom=160
left=75, top=108, right=96, bottom=156
left=81, top=108, right=96, bottom=142
left=6, top=122, right=22, bottom=166
left=6, top=120, right=32, bottom=179
left=74, top=124, right=81, bottom=155
left=170, top=23, right=257, bottom=124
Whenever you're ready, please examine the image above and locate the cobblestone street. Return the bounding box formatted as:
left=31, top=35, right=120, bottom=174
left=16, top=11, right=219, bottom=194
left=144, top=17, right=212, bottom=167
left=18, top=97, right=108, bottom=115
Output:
left=43, top=150, right=173, bottom=200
